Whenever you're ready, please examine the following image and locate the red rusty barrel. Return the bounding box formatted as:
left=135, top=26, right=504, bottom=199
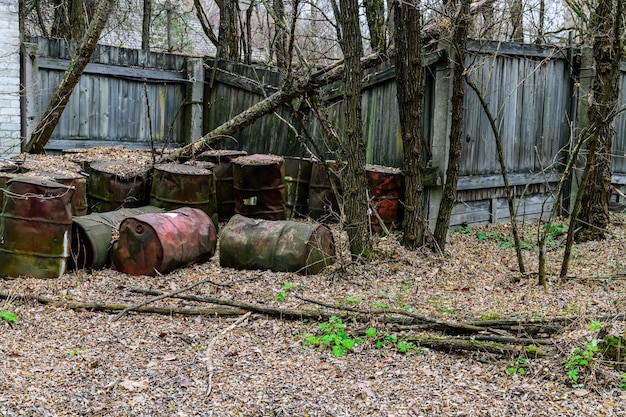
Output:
left=233, top=154, right=285, bottom=220
left=149, top=163, right=218, bottom=226
left=308, top=160, right=341, bottom=222
left=284, top=156, right=313, bottom=219
left=71, top=206, right=164, bottom=271
left=0, top=163, right=20, bottom=210
left=28, top=170, right=89, bottom=217
left=87, top=161, right=151, bottom=212
left=196, top=149, right=247, bottom=221
left=219, top=214, right=335, bottom=275
left=0, top=177, right=74, bottom=279
left=366, top=164, right=404, bottom=233
left=111, top=207, right=217, bottom=276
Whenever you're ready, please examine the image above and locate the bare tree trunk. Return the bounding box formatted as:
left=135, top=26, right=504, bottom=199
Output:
left=194, top=0, right=219, bottom=47
left=363, top=0, right=386, bottom=53
left=510, top=0, right=523, bottom=42
left=575, top=0, right=623, bottom=243
left=393, top=0, right=426, bottom=249
left=24, top=0, right=118, bottom=154
left=142, top=0, right=152, bottom=50
left=273, top=0, right=288, bottom=68
left=432, top=0, right=471, bottom=251
left=337, top=0, right=372, bottom=259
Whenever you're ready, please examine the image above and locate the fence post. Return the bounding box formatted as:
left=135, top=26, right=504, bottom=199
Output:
left=20, top=41, right=39, bottom=152
left=426, top=42, right=454, bottom=232
left=183, top=57, right=204, bottom=144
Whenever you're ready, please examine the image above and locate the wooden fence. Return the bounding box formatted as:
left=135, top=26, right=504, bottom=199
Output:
left=21, top=37, right=626, bottom=228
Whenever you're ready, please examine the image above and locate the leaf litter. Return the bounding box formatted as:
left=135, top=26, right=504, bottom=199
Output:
left=1, top=215, right=626, bottom=416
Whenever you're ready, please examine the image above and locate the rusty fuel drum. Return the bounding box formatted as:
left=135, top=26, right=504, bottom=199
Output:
left=308, top=160, right=341, bottom=222
left=233, top=154, right=286, bottom=220
left=197, top=149, right=247, bottom=221
left=149, top=163, right=218, bottom=226
left=87, top=161, right=151, bottom=212
left=284, top=156, right=313, bottom=219
left=111, top=207, right=217, bottom=276
left=71, top=206, right=164, bottom=271
left=27, top=170, right=89, bottom=217
left=219, top=214, right=335, bottom=275
left=366, top=164, right=404, bottom=233
left=0, top=177, right=74, bottom=279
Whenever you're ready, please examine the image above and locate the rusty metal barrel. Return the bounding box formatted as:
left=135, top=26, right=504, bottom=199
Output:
left=111, top=207, right=217, bottom=276
left=284, top=157, right=313, bottom=219
left=197, top=149, right=247, bottom=221
left=71, top=206, right=164, bottom=271
left=219, top=214, right=335, bottom=275
left=87, top=161, right=151, bottom=212
left=233, top=154, right=286, bottom=220
left=149, top=163, right=218, bottom=226
left=0, top=177, right=75, bottom=279
left=27, top=170, right=88, bottom=217
left=308, top=160, right=341, bottom=222
left=0, top=163, right=20, bottom=210
left=366, top=164, right=404, bottom=233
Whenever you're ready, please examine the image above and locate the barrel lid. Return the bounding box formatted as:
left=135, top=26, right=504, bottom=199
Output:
left=6, top=175, right=75, bottom=190
left=155, top=163, right=213, bottom=176
left=198, top=149, right=247, bottom=159
left=365, top=164, right=402, bottom=175
left=234, top=154, right=284, bottom=166
left=89, top=160, right=150, bottom=178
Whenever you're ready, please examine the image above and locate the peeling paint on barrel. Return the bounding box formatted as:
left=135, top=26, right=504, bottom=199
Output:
left=71, top=206, right=164, bottom=271
left=111, top=207, right=217, bottom=276
left=219, top=214, right=335, bottom=275
left=149, top=163, right=218, bottom=226
left=197, top=150, right=247, bottom=221
left=0, top=177, right=74, bottom=279
left=87, top=161, right=151, bottom=212
left=233, top=154, right=286, bottom=220
left=366, top=164, right=404, bottom=233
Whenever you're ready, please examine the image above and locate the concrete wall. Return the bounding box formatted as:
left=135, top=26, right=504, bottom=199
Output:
left=0, top=0, right=21, bottom=157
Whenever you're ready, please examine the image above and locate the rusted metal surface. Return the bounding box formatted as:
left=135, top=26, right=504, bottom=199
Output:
left=284, top=157, right=313, bottom=219
left=149, top=163, right=218, bottom=226
left=0, top=177, right=74, bottom=279
left=87, top=161, right=151, bottom=212
left=197, top=149, right=247, bottom=221
left=111, top=207, right=217, bottom=276
left=366, top=164, right=404, bottom=232
left=71, top=206, right=164, bottom=271
left=28, top=170, right=89, bottom=217
left=308, top=160, right=341, bottom=222
left=220, top=214, right=335, bottom=275
left=0, top=164, right=20, bottom=210
left=233, top=154, right=286, bottom=220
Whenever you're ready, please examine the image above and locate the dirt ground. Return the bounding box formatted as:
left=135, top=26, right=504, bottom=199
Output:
left=1, top=215, right=626, bottom=417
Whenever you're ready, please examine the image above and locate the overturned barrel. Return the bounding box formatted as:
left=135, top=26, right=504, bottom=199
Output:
left=71, top=206, right=164, bottom=271
left=233, top=154, right=286, bottom=220
left=149, top=163, right=218, bottom=226
left=219, top=214, right=335, bottom=275
left=197, top=150, right=247, bottom=221
left=0, top=177, right=74, bottom=279
left=111, top=207, right=217, bottom=276
left=87, top=161, right=151, bottom=212
left=308, top=160, right=341, bottom=222
left=366, top=164, right=404, bottom=233
left=284, top=157, right=313, bottom=219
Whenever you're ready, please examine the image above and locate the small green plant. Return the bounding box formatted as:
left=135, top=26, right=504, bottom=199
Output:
left=618, top=373, right=626, bottom=390
left=0, top=310, right=17, bottom=324
left=300, top=316, right=363, bottom=357
left=372, top=302, right=390, bottom=309
left=454, top=225, right=472, bottom=233
left=67, top=347, right=84, bottom=356
left=507, top=356, right=528, bottom=375
left=479, top=310, right=500, bottom=321
left=342, top=296, right=364, bottom=305
left=440, top=307, right=455, bottom=314
left=563, top=340, right=599, bottom=387
left=589, top=320, right=602, bottom=331
left=274, top=283, right=295, bottom=302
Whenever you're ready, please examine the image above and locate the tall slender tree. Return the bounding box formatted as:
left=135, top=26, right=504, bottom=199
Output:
left=393, top=0, right=427, bottom=249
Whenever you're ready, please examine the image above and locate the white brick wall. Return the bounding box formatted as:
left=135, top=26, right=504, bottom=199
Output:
left=0, top=0, right=21, bottom=157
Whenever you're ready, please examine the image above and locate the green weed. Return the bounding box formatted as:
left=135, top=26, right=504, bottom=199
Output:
left=300, top=316, right=363, bottom=358
left=0, top=310, right=17, bottom=325
left=563, top=339, right=598, bottom=387
left=274, top=283, right=295, bottom=302
left=507, top=356, right=528, bottom=375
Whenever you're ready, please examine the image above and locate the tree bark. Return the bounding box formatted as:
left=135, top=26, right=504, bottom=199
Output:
left=24, top=0, right=118, bottom=154
left=142, top=0, right=152, bottom=50
left=393, top=0, right=426, bottom=249
left=575, top=0, right=623, bottom=242
left=432, top=0, right=471, bottom=251
left=337, top=0, right=372, bottom=259
left=363, top=0, right=386, bottom=53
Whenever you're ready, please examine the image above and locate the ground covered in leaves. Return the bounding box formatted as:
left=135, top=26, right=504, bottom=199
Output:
left=1, top=215, right=626, bottom=416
